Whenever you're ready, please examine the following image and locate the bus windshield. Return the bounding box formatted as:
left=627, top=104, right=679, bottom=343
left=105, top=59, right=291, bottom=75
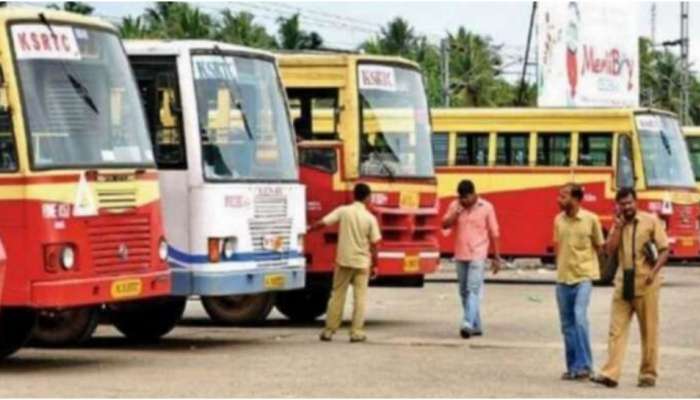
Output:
left=636, top=114, right=695, bottom=188
left=358, top=64, right=434, bottom=178
left=686, top=136, right=700, bottom=181
left=193, top=53, right=297, bottom=182
left=12, top=24, right=153, bottom=169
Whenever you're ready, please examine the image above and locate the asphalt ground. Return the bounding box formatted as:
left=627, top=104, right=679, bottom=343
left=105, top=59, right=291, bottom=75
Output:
left=0, top=265, right=698, bottom=398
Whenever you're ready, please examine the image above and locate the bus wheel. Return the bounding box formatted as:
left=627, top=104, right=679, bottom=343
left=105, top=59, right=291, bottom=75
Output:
left=275, top=287, right=329, bottom=323
left=109, top=297, right=186, bottom=342
left=31, top=307, right=99, bottom=347
left=0, top=308, right=36, bottom=358
left=595, top=252, right=618, bottom=286
left=201, top=293, right=275, bottom=325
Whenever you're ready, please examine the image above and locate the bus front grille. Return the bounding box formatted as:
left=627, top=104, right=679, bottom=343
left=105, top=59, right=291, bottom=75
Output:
left=96, top=188, right=138, bottom=213
left=250, top=195, right=292, bottom=258
left=87, top=215, right=152, bottom=274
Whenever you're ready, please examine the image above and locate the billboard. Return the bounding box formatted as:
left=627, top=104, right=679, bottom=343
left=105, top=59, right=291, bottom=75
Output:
left=537, top=2, right=639, bottom=107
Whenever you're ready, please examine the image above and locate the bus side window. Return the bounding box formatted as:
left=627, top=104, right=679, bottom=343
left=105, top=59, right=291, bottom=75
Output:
left=617, top=135, right=635, bottom=188
left=130, top=56, right=187, bottom=170
left=579, top=133, right=612, bottom=167
left=496, top=133, right=529, bottom=166
left=537, top=133, right=571, bottom=166
left=456, top=133, right=488, bottom=166
left=0, top=107, right=16, bottom=172
left=299, top=147, right=337, bottom=173
left=286, top=88, right=339, bottom=141
left=432, top=132, right=449, bottom=166
left=686, top=137, right=700, bottom=181
left=0, top=71, right=16, bottom=172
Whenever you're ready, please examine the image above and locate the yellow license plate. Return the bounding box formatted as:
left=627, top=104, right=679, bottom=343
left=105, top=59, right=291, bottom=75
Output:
left=264, top=274, right=286, bottom=289
left=110, top=278, right=142, bottom=299
left=681, top=237, right=695, bottom=247
left=403, top=255, right=420, bottom=272
left=399, top=192, right=420, bottom=209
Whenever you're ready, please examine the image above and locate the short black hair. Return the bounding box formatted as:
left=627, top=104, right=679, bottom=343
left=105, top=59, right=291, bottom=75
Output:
left=615, top=187, right=637, bottom=202
left=564, top=183, right=584, bottom=201
left=457, top=180, right=476, bottom=198
left=354, top=183, right=371, bottom=201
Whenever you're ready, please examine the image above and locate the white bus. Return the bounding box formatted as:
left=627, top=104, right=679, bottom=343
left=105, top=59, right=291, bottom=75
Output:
left=126, top=41, right=306, bottom=323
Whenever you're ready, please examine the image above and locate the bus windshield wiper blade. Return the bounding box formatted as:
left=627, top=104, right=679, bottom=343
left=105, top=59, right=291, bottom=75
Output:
left=659, top=129, right=672, bottom=155
left=38, top=13, right=99, bottom=114
left=211, top=46, right=253, bottom=140
left=370, top=146, right=396, bottom=180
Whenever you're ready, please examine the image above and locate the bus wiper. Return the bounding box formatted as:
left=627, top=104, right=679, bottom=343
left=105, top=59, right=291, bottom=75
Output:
left=369, top=145, right=396, bottom=180
left=211, top=46, right=253, bottom=140
left=660, top=129, right=672, bottom=155
left=38, top=13, right=98, bottom=114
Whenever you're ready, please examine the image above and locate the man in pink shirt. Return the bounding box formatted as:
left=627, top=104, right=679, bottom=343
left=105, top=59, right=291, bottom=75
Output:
left=442, top=180, right=503, bottom=338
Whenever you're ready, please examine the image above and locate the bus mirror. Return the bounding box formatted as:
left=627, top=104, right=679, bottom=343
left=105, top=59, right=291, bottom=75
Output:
left=110, top=88, right=124, bottom=128
left=214, top=86, right=231, bottom=130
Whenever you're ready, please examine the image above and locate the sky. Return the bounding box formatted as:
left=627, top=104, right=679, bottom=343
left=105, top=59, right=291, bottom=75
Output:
left=18, top=1, right=700, bottom=74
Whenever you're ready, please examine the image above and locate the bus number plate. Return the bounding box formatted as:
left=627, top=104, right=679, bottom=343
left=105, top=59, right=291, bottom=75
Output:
left=399, top=192, right=420, bottom=209
left=403, top=256, right=420, bottom=272
left=264, top=274, right=286, bottom=289
left=110, top=278, right=142, bottom=299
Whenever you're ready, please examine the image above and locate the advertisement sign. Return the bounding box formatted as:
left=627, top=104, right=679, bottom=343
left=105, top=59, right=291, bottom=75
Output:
left=537, top=2, right=639, bottom=107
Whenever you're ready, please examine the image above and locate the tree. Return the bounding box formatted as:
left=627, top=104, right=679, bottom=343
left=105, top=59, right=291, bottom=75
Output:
left=216, top=10, right=277, bottom=49
left=119, top=16, right=150, bottom=39
left=47, top=1, right=93, bottom=15
left=447, top=27, right=510, bottom=107
left=276, top=14, right=323, bottom=50
left=142, top=2, right=214, bottom=39
left=361, top=18, right=417, bottom=58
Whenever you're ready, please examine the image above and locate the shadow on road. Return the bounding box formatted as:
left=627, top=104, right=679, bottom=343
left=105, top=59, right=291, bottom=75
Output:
left=27, top=336, right=247, bottom=353
left=177, top=316, right=418, bottom=331
left=0, top=355, right=109, bottom=373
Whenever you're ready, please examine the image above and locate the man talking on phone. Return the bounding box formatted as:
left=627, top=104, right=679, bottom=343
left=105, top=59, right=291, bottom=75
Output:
left=591, top=188, right=669, bottom=388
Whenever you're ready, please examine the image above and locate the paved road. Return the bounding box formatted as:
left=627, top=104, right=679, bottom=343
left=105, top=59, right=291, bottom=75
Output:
left=1, top=267, right=699, bottom=397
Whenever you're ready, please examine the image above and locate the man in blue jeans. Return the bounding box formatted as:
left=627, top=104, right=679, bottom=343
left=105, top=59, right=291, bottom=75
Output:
left=442, top=180, right=502, bottom=338
left=553, top=183, right=604, bottom=380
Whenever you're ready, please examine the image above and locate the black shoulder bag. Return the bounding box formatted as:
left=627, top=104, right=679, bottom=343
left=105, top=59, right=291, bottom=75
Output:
left=622, top=221, right=638, bottom=302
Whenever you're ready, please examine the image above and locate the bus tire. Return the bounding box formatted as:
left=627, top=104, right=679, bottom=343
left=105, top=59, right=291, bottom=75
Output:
left=275, top=287, right=330, bottom=322
left=31, top=306, right=99, bottom=347
left=109, top=297, right=186, bottom=342
left=0, top=308, right=36, bottom=358
left=201, top=293, right=275, bottom=325
left=595, top=252, right=618, bottom=286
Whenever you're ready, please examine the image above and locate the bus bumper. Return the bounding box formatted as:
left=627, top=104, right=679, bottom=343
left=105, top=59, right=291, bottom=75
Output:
left=375, top=250, right=441, bottom=276
left=170, top=262, right=306, bottom=296
left=30, top=270, right=171, bottom=308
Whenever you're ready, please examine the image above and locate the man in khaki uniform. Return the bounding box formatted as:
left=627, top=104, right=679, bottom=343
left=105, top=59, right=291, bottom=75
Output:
left=592, top=188, right=669, bottom=388
left=553, top=183, right=604, bottom=380
left=308, top=183, right=381, bottom=343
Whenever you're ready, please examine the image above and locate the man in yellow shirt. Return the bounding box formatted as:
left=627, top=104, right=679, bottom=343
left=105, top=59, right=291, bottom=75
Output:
left=592, top=188, right=669, bottom=388
left=308, top=183, right=382, bottom=343
left=553, top=183, right=604, bottom=381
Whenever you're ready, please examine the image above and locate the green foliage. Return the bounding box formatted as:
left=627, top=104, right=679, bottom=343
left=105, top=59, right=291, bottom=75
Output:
left=276, top=14, right=323, bottom=50
left=47, top=2, right=94, bottom=15
left=216, top=10, right=277, bottom=49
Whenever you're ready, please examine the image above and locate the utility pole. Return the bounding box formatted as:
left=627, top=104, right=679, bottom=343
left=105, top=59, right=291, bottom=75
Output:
left=681, top=1, right=690, bottom=124
left=517, top=1, right=537, bottom=106
left=440, top=38, right=450, bottom=107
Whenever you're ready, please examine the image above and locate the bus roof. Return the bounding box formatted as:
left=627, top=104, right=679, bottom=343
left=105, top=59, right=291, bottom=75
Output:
left=276, top=52, right=420, bottom=70
left=0, top=6, right=116, bottom=32
left=124, top=40, right=276, bottom=60
left=683, top=126, right=700, bottom=136
left=431, top=107, right=677, bottom=119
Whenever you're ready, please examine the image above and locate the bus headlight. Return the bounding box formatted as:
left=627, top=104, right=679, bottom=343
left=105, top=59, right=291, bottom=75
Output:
left=222, top=237, right=237, bottom=259
left=60, top=246, right=75, bottom=270
left=297, top=234, right=305, bottom=253
left=158, top=238, right=168, bottom=261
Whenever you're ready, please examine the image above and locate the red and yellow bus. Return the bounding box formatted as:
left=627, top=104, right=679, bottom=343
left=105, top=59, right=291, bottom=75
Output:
left=432, top=108, right=700, bottom=279
left=0, top=8, right=178, bottom=356
left=276, top=53, right=440, bottom=321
